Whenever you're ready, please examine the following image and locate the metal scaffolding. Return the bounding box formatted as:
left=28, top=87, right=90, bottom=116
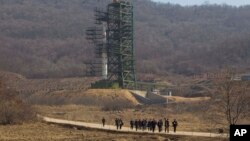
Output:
left=107, top=1, right=136, bottom=88
left=86, top=9, right=107, bottom=78
left=86, top=0, right=136, bottom=89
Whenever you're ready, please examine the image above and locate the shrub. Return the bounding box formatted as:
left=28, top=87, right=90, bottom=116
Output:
left=0, top=80, right=35, bottom=125
left=111, top=82, right=120, bottom=89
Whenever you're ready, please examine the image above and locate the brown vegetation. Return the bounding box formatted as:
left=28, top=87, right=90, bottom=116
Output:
left=35, top=101, right=228, bottom=133
left=0, top=71, right=96, bottom=102
left=197, top=78, right=250, bottom=134
left=165, top=96, right=210, bottom=103
left=28, top=89, right=139, bottom=109
left=0, top=0, right=250, bottom=78
left=0, top=72, right=139, bottom=107
left=211, top=80, right=250, bottom=127
left=0, top=122, right=227, bottom=141
left=0, top=80, right=35, bottom=125
left=218, top=80, right=250, bottom=125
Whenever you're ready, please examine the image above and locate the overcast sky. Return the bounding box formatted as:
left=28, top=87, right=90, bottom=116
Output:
left=151, top=0, right=250, bottom=6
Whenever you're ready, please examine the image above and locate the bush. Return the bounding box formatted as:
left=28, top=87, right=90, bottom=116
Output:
left=0, top=80, right=35, bottom=125
left=111, top=82, right=120, bottom=89
left=91, top=80, right=120, bottom=89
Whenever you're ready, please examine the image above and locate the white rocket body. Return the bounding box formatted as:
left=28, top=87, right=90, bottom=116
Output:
left=102, top=25, right=108, bottom=80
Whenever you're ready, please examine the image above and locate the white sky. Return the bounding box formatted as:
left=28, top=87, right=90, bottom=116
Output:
left=151, top=0, right=250, bottom=6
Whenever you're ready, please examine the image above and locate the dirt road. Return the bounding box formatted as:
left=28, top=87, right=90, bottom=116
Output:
left=40, top=116, right=228, bottom=138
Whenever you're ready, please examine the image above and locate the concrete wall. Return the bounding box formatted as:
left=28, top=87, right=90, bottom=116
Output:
left=130, top=90, right=167, bottom=104
left=130, top=91, right=151, bottom=104
left=146, top=92, right=166, bottom=104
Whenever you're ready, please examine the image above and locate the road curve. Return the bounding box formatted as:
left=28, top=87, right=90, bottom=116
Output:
left=40, top=116, right=228, bottom=138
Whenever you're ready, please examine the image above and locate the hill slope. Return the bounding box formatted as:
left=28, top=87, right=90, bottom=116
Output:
left=0, top=0, right=250, bottom=78
left=0, top=71, right=140, bottom=106
left=25, top=88, right=140, bottom=106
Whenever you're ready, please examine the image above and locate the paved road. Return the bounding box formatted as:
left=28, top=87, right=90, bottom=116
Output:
left=40, top=116, right=228, bottom=138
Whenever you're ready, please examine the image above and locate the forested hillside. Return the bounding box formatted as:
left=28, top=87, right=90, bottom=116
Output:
left=0, top=0, right=250, bottom=78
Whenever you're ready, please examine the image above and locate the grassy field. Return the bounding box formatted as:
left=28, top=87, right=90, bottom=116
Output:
left=0, top=71, right=241, bottom=140
left=35, top=103, right=223, bottom=133
left=164, top=96, right=210, bottom=103
left=0, top=122, right=227, bottom=141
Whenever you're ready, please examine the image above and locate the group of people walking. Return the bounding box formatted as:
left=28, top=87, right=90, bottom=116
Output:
left=102, top=117, right=124, bottom=130
left=101, top=117, right=178, bottom=133
left=130, top=118, right=178, bottom=133
left=115, top=118, right=124, bottom=130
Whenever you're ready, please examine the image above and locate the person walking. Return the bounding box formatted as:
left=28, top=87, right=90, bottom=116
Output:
left=164, top=118, right=170, bottom=133
left=147, top=119, right=151, bottom=131
left=138, top=119, right=141, bottom=130
left=158, top=119, right=163, bottom=132
left=135, top=119, right=138, bottom=131
left=130, top=120, right=134, bottom=130
left=172, top=119, right=178, bottom=133
left=142, top=119, right=147, bottom=131
left=119, top=119, right=124, bottom=129
left=115, top=118, right=119, bottom=130
left=152, top=119, right=156, bottom=133
left=102, top=117, right=106, bottom=127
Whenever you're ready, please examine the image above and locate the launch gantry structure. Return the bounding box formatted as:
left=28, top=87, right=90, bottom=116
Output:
left=86, top=0, right=136, bottom=89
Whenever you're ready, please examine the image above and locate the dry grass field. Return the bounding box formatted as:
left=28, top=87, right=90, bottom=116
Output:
left=0, top=71, right=236, bottom=141
left=0, top=71, right=96, bottom=95
left=26, top=89, right=140, bottom=107
left=0, top=122, right=227, bottom=141
left=165, top=96, right=211, bottom=103
left=35, top=103, right=222, bottom=133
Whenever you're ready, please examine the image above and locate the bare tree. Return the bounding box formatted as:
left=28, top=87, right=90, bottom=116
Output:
left=216, top=80, right=250, bottom=126
left=202, top=79, right=250, bottom=134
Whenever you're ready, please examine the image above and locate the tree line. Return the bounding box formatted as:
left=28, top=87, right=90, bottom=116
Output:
left=0, top=0, right=249, bottom=78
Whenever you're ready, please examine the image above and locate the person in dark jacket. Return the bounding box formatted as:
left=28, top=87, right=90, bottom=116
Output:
left=115, top=118, right=119, bottom=130
left=158, top=119, right=163, bottom=132
left=119, top=119, right=124, bottom=129
left=164, top=118, right=170, bottom=133
left=152, top=119, right=156, bottom=133
left=102, top=117, right=106, bottom=127
left=135, top=119, right=138, bottom=131
left=172, top=119, right=178, bottom=133
left=147, top=119, right=151, bottom=131
left=130, top=120, right=134, bottom=130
